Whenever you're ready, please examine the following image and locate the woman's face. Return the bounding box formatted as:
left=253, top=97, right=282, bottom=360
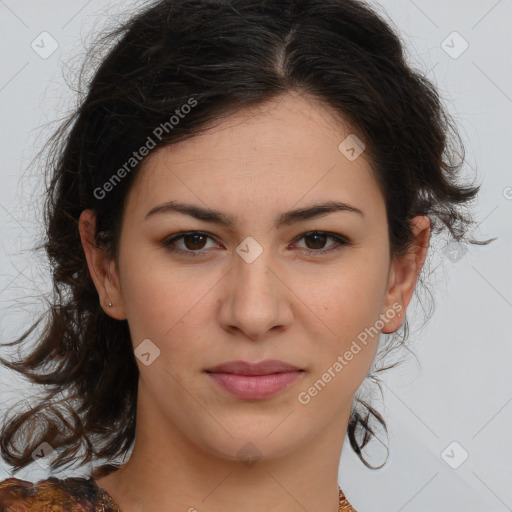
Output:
left=82, top=92, right=426, bottom=463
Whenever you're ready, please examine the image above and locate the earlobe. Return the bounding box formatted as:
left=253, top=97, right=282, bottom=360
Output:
left=381, top=215, right=431, bottom=334
left=78, top=209, right=126, bottom=320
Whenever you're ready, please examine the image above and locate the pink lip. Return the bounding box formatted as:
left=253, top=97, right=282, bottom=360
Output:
left=205, top=360, right=305, bottom=400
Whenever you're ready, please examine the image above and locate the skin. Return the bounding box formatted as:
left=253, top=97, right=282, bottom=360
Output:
left=79, top=91, right=430, bottom=512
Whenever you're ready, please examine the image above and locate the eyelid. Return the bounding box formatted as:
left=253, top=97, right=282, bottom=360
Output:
left=293, top=230, right=352, bottom=247
left=162, top=230, right=352, bottom=257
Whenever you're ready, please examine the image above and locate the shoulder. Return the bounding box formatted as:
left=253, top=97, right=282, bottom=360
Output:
left=0, top=476, right=121, bottom=511
left=339, top=489, right=358, bottom=512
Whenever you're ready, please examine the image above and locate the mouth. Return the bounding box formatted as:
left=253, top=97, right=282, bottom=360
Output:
left=205, top=360, right=305, bottom=400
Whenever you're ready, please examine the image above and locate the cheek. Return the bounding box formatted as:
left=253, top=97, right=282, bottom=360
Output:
left=303, top=257, right=388, bottom=394
left=299, top=296, right=381, bottom=412
left=318, top=260, right=388, bottom=342
left=118, top=247, right=220, bottom=362
left=119, top=242, right=180, bottom=320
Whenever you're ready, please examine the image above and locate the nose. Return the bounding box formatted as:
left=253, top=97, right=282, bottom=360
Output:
left=218, top=247, right=294, bottom=341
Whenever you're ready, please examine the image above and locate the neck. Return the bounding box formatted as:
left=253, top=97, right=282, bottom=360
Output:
left=95, top=383, right=352, bottom=512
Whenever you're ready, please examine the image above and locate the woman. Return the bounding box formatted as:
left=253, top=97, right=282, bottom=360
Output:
left=0, top=0, right=492, bottom=510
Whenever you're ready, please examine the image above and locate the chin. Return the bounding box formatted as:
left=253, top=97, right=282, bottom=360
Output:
left=192, top=419, right=311, bottom=464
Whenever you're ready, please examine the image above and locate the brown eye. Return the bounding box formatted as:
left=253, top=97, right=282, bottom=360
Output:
left=162, top=231, right=219, bottom=258
left=303, top=232, right=328, bottom=250
left=181, top=233, right=208, bottom=250
left=294, top=231, right=351, bottom=255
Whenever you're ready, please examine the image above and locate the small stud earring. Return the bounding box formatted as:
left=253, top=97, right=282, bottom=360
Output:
left=107, top=301, right=113, bottom=307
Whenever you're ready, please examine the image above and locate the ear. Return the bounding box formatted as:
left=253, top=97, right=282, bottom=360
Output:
left=78, top=209, right=127, bottom=320
left=381, top=215, right=431, bottom=334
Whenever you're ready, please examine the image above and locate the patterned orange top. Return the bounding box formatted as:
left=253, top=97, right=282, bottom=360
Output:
left=0, top=477, right=122, bottom=511
left=0, top=476, right=357, bottom=511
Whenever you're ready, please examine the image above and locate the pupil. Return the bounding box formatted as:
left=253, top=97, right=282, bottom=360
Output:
left=307, top=233, right=325, bottom=249
left=186, top=234, right=205, bottom=250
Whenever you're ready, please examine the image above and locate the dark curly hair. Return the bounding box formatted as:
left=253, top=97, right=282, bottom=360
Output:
left=0, top=0, right=494, bottom=476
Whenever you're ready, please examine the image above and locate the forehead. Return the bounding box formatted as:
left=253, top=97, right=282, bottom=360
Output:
left=123, top=92, right=384, bottom=224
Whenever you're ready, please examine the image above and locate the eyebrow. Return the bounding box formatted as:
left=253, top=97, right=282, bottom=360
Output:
left=144, top=200, right=364, bottom=228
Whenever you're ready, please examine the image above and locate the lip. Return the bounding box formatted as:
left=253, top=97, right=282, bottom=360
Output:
left=206, top=359, right=302, bottom=375
left=205, top=359, right=305, bottom=400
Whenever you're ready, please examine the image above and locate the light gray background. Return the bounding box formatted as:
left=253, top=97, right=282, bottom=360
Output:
left=0, top=1, right=511, bottom=511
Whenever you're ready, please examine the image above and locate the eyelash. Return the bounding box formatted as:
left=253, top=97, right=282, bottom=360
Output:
left=162, top=230, right=352, bottom=258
